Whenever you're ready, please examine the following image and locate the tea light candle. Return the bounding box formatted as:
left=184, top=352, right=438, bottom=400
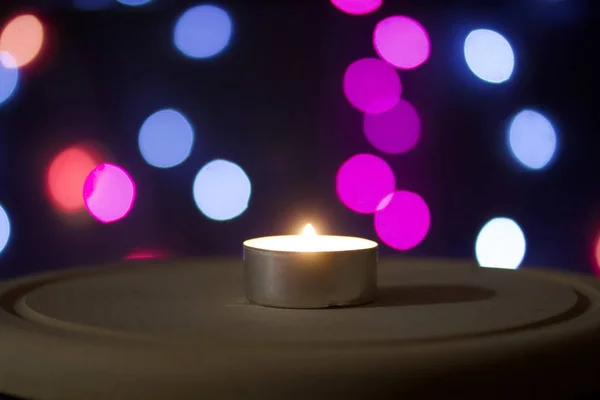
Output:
left=243, top=224, right=378, bottom=309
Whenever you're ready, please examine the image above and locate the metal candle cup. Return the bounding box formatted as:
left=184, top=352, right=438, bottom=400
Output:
left=243, top=225, right=378, bottom=309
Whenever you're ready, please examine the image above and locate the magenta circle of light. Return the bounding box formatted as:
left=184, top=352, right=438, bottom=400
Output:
left=373, top=16, right=431, bottom=70
left=363, top=99, right=421, bottom=154
left=330, top=0, right=382, bottom=15
left=336, top=154, right=395, bottom=214
left=343, top=58, right=401, bottom=114
left=374, top=191, right=430, bottom=250
left=83, top=163, right=136, bottom=223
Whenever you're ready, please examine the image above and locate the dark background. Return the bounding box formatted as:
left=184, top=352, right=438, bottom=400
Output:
left=0, top=0, right=598, bottom=279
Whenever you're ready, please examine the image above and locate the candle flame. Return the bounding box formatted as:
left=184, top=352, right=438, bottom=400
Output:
left=302, top=223, right=317, bottom=237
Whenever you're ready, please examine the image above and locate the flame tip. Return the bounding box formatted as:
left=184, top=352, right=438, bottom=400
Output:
left=302, top=223, right=317, bottom=236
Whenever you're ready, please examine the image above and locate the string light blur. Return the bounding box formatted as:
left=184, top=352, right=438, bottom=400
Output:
left=174, top=5, right=232, bottom=59
left=373, top=16, right=430, bottom=70
left=508, top=109, right=557, bottom=170
left=0, top=204, right=10, bottom=255
left=0, top=52, right=18, bottom=106
left=464, top=29, right=515, bottom=84
left=336, top=154, right=395, bottom=214
left=117, top=0, right=153, bottom=6
left=83, top=163, right=136, bottom=223
left=363, top=99, right=421, bottom=154
left=0, top=14, right=44, bottom=68
left=475, top=217, right=526, bottom=269
left=374, top=191, right=430, bottom=250
left=330, top=0, right=382, bottom=15
left=47, top=145, right=103, bottom=214
left=343, top=58, right=401, bottom=114
left=193, top=159, right=251, bottom=221
left=138, top=109, right=194, bottom=168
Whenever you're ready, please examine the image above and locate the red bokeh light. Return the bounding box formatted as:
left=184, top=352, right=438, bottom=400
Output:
left=0, top=14, right=44, bottom=68
left=46, top=145, right=103, bottom=214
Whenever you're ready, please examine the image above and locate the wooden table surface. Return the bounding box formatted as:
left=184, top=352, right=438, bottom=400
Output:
left=1, top=257, right=600, bottom=399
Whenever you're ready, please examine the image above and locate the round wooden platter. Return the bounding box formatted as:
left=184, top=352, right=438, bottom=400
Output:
left=1, top=257, right=600, bottom=399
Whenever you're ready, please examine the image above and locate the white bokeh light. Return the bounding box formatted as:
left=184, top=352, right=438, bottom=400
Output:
left=464, top=29, right=514, bottom=84
left=0, top=204, right=10, bottom=255
left=193, top=159, right=251, bottom=221
left=475, top=217, right=526, bottom=270
left=508, top=109, right=557, bottom=170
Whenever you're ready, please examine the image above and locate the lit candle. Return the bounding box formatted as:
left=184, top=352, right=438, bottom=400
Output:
left=243, top=224, right=378, bottom=309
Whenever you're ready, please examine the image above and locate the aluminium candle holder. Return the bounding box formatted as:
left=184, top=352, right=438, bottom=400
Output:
left=243, top=228, right=378, bottom=309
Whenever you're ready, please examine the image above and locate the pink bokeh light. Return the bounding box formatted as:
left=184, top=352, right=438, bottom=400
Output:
left=373, top=16, right=430, bottom=70
left=125, top=248, right=167, bottom=260
left=593, top=233, right=600, bottom=277
left=374, top=190, right=430, bottom=250
left=363, top=99, right=421, bottom=154
left=83, top=163, right=136, bottom=223
left=336, top=154, right=395, bottom=214
left=330, top=0, right=382, bottom=15
left=343, top=58, right=401, bottom=114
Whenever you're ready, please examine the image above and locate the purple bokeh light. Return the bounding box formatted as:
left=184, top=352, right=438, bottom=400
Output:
left=83, top=163, right=136, bottom=223
left=330, top=0, right=382, bottom=15
left=336, top=154, right=395, bottom=214
left=373, top=16, right=430, bottom=70
left=343, top=58, right=401, bottom=114
left=363, top=99, right=421, bottom=154
left=374, top=190, right=430, bottom=250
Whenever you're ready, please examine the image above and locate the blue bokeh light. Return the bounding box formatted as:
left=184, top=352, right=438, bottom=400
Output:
left=139, top=109, right=194, bottom=168
left=464, top=29, right=515, bottom=84
left=0, top=52, right=19, bottom=106
left=193, top=159, right=251, bottom=221
left=173, top=5, right=233, bottom=59
left=508, top=109, right=557, bottom=170
left=117, top=0, right=153, bottom=6
left=73, top=0, right=112, bottom=10
left=0, top=204, right=11, bottom=255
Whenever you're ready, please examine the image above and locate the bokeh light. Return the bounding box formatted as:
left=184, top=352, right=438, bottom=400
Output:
left=0, top=204, right=10, bottom=255
left=475, top=217, right=526, bottom=269
left=117, top=0, right=152, bottom=6
left=193, top=159, right=251, bottom=221
left=373, top=16, right=430, bottom=70
left=330, top=0, right=382, bottom=15
left=83, top=163, right=136, bottom=224
left=47, top=145, right=103, bottom=214
left=594, top=234, right=600, bottom=276
left=374, top=191, right=430, bottom=250
left=0, top=52, right=18, bottom=106
left=464, top=29, right=515, bottom=84
left=363, top=99, right=421, bottom=154
left=336, top=154, right=395, bottom=214
left=343, top=58, right=401, bottom=114
left=139, top=109, right=194, bottom=168
left=174, top=5, right=232, bottom=59
left=508, top=109, right=557, bottom=170
left=125, top=248, right=167, bottom=260
left=0, top=14, right=44, bottom=68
